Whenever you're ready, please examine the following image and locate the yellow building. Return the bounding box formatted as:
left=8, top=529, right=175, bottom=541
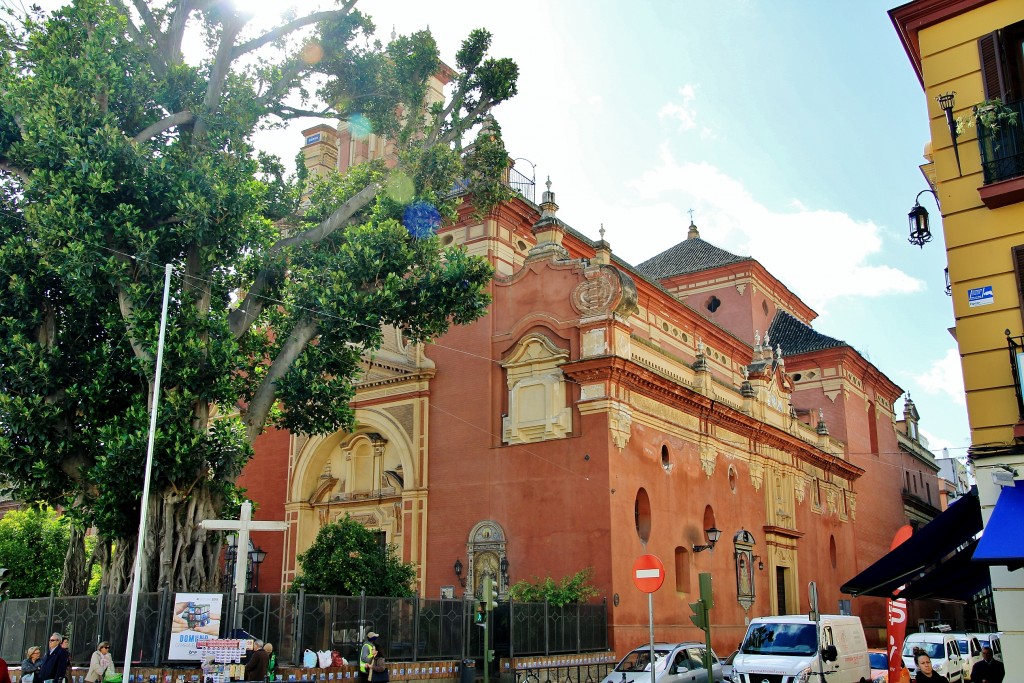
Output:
left=891, top=0, right=1024, bottom=670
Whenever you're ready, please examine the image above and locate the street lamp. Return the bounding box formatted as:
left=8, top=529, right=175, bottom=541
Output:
left=693, top=526, right=722, bottom=553
left=249, top=545, right=266, bottom=593
left=453, top=558, right=466, bottom=587
left=908, top=189, right=940, bottom=248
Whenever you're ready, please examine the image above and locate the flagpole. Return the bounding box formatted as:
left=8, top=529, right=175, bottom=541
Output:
left=124, top=263, right=173, bottom=682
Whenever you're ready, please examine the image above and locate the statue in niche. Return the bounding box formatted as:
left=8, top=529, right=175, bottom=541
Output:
left=474, top=551, right=499, bottom=597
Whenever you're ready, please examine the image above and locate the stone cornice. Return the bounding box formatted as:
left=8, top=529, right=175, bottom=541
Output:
left=563, top=355, right=863, bottom=481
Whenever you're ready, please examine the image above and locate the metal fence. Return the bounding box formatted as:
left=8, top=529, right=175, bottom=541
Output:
left=0, top=591, right=607, bottom=668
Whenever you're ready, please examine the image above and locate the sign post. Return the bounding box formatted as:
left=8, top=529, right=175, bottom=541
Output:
left=809, top=581, right=825, bottom=683
left=633, top=555, right=666, bottom=683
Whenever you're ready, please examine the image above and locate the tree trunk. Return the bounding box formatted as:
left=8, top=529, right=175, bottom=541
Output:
left=100, top=485, right=225, bottom=593
left=59, top=525, right=89, bottom=596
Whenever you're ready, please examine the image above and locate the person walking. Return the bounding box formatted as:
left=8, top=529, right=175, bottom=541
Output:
left=970, top=647, right=1005, bottom=683
left=243, top=641, right=269, bottom=682
left=20, top=647, right=43, bottom=683
left=39, top=633, right=70, bottom=683
left=913, top=650, right=949, bottom=683
left=264, top=643, right=276, bottom=681
left=85, top=642, right=114, bottom=683
left=358, top=633, right=379, bottom=683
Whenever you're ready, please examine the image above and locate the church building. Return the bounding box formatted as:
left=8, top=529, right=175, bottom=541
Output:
left=236, top=116, right=944, bottom=653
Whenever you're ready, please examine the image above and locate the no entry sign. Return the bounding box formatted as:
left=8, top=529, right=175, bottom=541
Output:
left=633, top=554, right=665, bottom=593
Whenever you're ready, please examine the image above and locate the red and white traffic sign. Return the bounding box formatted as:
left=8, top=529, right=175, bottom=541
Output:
left=633, top=554, right=665, bottom=593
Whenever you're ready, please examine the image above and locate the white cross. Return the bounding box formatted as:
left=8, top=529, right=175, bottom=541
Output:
left=200, top=501, right=287, bottom=597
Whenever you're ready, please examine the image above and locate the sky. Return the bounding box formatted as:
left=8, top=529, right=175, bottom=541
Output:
left=22, top=1, right=969, bottom=458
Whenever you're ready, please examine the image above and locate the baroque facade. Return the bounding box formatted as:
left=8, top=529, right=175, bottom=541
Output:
left=236, top=120, right=943, bottom=653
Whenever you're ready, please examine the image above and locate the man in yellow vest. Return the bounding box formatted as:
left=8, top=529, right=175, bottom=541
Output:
left=358, top=632, right=379, bottom=683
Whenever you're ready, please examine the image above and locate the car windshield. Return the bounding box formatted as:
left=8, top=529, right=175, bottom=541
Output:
left=740, top=624, right=818, bottom=656
left=903, top=642, right=943, bottom=660
left=869, top=652, right=888, bottom=670
left=956, top=640, right=968, bottom=654
left=615, top=649, right=671, bottom=672
left=979, top=639, right=990, bottom=649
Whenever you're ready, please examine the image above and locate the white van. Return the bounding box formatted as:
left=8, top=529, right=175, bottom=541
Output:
left=971, top=633, right=1003, bottom=662
left=951, top=634, right=981, bottom=680
left=902, top=632, right=963, bottom=682
left=731, top=615, right=870, bottom=683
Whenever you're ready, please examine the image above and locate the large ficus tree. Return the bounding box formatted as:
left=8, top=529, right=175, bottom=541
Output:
left=0, top=0, right=517, bottom=594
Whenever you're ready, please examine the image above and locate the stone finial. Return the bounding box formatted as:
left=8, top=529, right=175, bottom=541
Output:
left=599, top=224, right=605, bottom=241
left=754, top=330, right=761, bottom=349
left=816, top=408, right=829, bottom=436
left=742, top=366, right=749, bottom=381
left=391, top=25, right=397, bottom=42
left=539, top=176, right=558, bottom=219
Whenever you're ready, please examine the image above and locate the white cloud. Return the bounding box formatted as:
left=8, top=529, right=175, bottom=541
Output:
left=658, top=85, right=701, bottom=132
left=602, top=145, right=924, bottom=312
left=914, top=348, right=966, bottom=406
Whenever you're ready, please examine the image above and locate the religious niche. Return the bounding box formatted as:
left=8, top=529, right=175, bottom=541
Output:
left=465, top=520, right=509, bottom=598
left=733, top=529, right=757, bottom=612
left=502, top=333, right=572, bottom=444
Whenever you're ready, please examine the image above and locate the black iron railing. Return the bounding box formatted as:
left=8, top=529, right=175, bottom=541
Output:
left=445, top=166, right=536, bottom=203
left=0, top=591, right=607, bottom=668
left=977, top=98, right=1024, bottom=184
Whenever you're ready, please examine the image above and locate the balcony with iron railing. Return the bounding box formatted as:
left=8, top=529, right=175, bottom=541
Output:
left=978, top=98, right=1024, bottom=185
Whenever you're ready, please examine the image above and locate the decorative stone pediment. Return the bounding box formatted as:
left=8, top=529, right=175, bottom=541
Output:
left=502, top=333, right=572, bottom=444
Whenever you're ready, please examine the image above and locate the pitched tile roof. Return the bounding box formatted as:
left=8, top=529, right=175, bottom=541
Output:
left=635, top=237, right=753, bottom=280
left=767, top=310, right=847, bottom=356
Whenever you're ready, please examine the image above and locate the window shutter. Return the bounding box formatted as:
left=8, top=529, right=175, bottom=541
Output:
left=1012, top=245, right=1024, bottom=315
left=978, top=31, right=1007, bottom=101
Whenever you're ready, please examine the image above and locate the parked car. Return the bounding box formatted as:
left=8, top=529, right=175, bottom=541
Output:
left=869, top=648, right=910, bottom=683
left=952, top=633, right=982, bottom=680
left=902, top=632, right=964, bottom=682
left=719, top=650, right=737, bottom=683
left=600, top=642, right=723, bottom=683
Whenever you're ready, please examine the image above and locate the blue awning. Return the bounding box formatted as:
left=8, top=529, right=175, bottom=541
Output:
left=973, top=480, right=1024, bottom=571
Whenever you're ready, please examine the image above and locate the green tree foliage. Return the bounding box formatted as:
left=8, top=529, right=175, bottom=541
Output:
left=0, top=0, right=518, bottom=593
left=507, top=568, right=601, bottom=607
left=0, top=507, right=70, bottom=598
left=291, top=516, right=415, bottom=597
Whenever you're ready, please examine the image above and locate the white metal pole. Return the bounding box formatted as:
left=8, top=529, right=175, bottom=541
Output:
left=123, top=263, right=173, bottom=683
left=648, top=593, right=656, bottom=683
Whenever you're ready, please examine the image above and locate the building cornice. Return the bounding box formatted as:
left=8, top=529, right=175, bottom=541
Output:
left=563, top=355, right=864, bottom=481
left=889, top=0, right=996, bottom=87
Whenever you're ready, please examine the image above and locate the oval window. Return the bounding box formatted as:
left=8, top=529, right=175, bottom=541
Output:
left=635, top=488, right=652, bottom=542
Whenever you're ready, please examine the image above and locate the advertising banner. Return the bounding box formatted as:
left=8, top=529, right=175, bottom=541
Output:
left=168, top=592, right=224, bottom=660
left=887, top=525, right=914, bottom=683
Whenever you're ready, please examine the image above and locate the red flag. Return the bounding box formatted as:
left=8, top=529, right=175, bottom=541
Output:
left=887, top=525, right=914, bottom=683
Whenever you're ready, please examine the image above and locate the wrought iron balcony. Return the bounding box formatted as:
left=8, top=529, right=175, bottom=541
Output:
left=978, top=98, right=1024, bottom=185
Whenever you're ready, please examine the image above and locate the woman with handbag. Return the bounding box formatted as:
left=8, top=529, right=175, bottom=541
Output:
left=20, top=647, right=42, bottom=683
left=85, top=643, right=116, bottom=683
left=369, top=656, right=389, bottom=683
